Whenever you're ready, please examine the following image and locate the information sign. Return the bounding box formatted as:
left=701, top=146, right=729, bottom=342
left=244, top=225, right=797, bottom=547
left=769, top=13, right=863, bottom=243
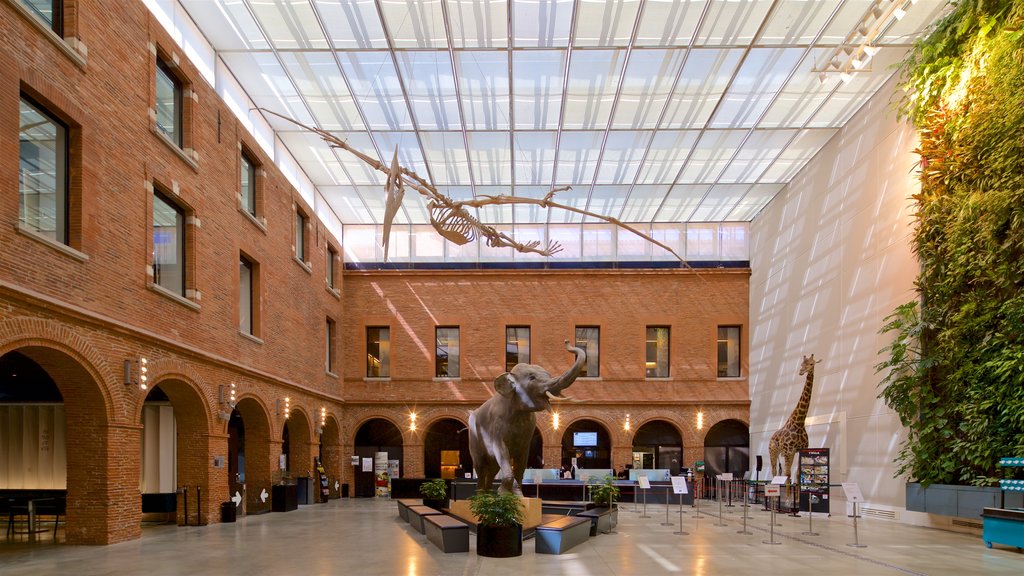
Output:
left=771, top=475, right=788, bottom=485
left=721, top=473, right=734, bottom=481
left=638, top=476, right=651, bottom=489
left=765, top=484, right=781, bottom=497
left=670, top=476, right=689, bottom=494
left=841, top=483, right=864, bottom=502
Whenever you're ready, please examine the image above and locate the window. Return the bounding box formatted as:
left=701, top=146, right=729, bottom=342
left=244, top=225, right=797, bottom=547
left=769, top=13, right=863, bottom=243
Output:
left=717, top=326, right=741, bottom=377
left=366, top=327, right=390, bottom=378
left=153, top=190, right=186, bottom=296
left=645, top=326, right=670, bottom=378
left=295, top=209, right=308, bottom=262
left=21, top=0, right=62, bottom=35
left=19, top=95, right=68, bottom=244
left=326, top=318, right=336, bottom=373
left=575, top=326, right=600, bottom=378
left=240, top=255, right=255, bottom=335
left=435, top=327, right=460, bottom=378
left=155, top=58, right=182, bottom=147
left=327, top=245, right=338, bottom=289
left=240, top=150, right=257, bottom=216
left=505, top=326, right=530, bottom=372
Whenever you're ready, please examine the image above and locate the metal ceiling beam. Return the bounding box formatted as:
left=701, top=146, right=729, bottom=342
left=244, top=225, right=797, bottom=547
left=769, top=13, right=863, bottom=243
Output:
left=546, top=0, right=581, bottom=233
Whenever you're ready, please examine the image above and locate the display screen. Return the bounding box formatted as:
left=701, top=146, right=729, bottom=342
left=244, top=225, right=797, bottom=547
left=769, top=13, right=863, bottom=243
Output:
left=573, top=431, right=598, bottom=446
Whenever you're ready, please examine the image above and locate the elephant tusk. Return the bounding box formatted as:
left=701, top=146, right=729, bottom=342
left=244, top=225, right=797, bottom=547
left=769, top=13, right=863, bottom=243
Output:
left=546, top=391, right=583, bottom=403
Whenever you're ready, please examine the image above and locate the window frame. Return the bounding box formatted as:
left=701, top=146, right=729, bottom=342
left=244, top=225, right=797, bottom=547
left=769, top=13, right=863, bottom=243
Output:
left=435, top=326, right=460, bottom=379
left=366, top=326, right=390, bottom=379
left=21, top=0, right=63, bottom=36
left=239, top=253, right=262, bottom=338
left=240, top=148, right=258, bottom=217
left=326, top=317, right=337, bottom=374
left=326, top=244, right=338, bottom=290
left=717, top=325, right=742, bottom=378
left=151, top=188, right=188, bottom=298
left=18, top=93, right=69, bottom=245
left=574, top=326, right=601, bottom=378
left=154, top=57, right=183, bottom=148
left=645, top=326, right=670, bottom=379
left=504, top=326, right=531, bottom=372
left=295, top=207, right=309, bottom=265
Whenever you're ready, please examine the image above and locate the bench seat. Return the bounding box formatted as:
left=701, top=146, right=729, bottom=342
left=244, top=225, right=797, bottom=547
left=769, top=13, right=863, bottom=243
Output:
left=535, top=515, right=591, bottom=554
left=395, top=499, right=421, bottom=522
left=423, top=514, right=469, bottom=553
left=406, top=505, right=443, bottom=534
left=577, top=507, right=616, bottom=536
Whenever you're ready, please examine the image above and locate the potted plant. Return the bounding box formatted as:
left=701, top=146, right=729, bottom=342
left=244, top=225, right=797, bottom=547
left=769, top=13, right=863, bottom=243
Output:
left=468, top=490, right=525, bottom=558
left=419, top=478, right=449, bottom=511
left=590, top=475, right=621, bottom=528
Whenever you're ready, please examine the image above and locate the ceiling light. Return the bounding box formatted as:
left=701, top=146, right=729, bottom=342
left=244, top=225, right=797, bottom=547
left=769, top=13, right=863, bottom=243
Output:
left=894, top=8, right=906, bottom=21
left=857, top=24, right=870, bottom=36
left=817, top=72, right=828, bottom=85
left=872, top=5, right=884, bottom=18
left=840, top=71, right=854, bottom=84
left=852, top=57, right=866, bottom=70
left=863, top=45, right=881, bottom=57
left=830, top=57, right=841, bottom=70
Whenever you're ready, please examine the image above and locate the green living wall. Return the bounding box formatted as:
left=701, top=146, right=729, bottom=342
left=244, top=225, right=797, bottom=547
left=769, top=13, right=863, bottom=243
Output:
left=877, top=0, right=1024, bottom=486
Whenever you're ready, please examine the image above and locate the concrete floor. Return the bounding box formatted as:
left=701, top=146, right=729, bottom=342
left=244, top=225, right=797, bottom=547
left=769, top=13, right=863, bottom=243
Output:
left=1, top=498, right=1022, bottom=575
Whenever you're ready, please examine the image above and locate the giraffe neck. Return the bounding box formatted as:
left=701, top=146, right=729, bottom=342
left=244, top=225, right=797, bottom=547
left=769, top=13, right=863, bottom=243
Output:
left=786, top=369, right=815, bottom=427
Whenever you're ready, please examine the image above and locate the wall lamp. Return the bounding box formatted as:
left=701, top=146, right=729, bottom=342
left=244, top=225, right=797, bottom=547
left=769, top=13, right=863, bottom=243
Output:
left=123, top=357, right=148, bottom=391
left=697, top=410, right=704, bottom=431
left=409, top=411, right=417, bottom=432
left=284, top=396, right=291, bottom=419
left=317, top=406, right=326, bottom=435
left=552, top=412, right=560, bottom=431
left=624, top=413, right=631, bottom=432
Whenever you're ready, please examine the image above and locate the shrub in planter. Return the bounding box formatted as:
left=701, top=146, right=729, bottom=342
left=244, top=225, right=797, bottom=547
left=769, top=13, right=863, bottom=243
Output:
left=419, top=478, right=449, bottom=511
left=469, top=491, right=525, bottom=558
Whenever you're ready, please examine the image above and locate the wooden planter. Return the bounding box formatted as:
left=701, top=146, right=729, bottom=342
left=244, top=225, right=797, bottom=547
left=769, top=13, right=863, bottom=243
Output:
left=476, top=523, right=523, bottom=558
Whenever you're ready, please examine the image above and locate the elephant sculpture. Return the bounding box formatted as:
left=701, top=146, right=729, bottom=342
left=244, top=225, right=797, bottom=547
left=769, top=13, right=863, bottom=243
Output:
left=468, top=340, right=586, bottom=494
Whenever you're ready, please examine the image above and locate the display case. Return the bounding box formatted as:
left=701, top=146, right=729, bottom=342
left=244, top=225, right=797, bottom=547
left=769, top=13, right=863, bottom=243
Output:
left=798, top=448, right=830, bottom=514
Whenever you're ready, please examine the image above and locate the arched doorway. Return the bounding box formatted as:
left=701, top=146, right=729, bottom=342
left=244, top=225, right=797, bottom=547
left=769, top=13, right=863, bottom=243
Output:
left=282, top=410, right=312, bottom=479
left=231, top=398, right=272, bottom=513
left=561, top=419, right=611, bottom=470
left=703, top=419, right=749, bottom=478
left=353, top=419, right=403, bottom=498
left=529, top=428, right=544, bottom=469
left=632, top=419, right=683, bottom=474
left=423, top=418, right=471, bottom=479
left=140, top=379, right=209, bottom=525
left=0, top=346, right=111, bottom=543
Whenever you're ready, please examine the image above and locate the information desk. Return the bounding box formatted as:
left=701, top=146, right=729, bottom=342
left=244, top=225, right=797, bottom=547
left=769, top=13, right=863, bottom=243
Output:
left=446, top=479, right=694, bottom=505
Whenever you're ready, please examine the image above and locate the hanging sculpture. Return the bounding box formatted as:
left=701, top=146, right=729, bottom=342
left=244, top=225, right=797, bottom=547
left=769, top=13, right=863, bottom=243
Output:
left=258, top=108, right=684, bottom=262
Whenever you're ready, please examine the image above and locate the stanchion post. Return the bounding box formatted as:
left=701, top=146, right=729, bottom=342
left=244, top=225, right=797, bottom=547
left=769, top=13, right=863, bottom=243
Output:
left=736, top=482, right=752, bottom=535
left=715, top=478, right=727, bottom=526
left=673, top=490, right=689, bottom=535
left=803, top=494, right=819, bottom=536
left=847, top=502, right=867, bottom=547
left=641, top=483, right=650, bottom=518
left=662, top=486, right=674, bottom=525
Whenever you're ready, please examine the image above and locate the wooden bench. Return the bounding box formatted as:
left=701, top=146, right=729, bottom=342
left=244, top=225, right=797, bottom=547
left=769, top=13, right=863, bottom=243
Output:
left=423, top=514, right=469, bottom=553
left=534, top=515, right=592, bottom=554
left=577, top=507, right=616, bottom=536
left=406, top=505, right=443, bottom=534
left=395, top=499, right=421, bottom=522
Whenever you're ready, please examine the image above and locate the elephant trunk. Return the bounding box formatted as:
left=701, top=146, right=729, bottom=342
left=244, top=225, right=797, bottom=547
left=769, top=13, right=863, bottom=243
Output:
left=546, top=339, right=586, bottom=397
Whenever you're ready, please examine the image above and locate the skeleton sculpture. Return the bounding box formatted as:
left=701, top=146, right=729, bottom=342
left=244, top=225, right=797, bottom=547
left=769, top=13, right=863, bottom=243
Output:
left=258, top=108, right=685, bottom=262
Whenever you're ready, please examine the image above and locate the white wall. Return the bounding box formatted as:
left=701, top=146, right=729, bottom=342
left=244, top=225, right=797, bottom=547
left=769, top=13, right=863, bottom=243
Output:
left=0, top=405, right=67, bottom=489
left=749, top=76, right=920, bottom=514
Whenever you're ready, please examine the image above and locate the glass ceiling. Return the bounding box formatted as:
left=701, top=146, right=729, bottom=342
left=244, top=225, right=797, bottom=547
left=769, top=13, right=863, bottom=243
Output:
left=177, top=0, right=947, bottom=230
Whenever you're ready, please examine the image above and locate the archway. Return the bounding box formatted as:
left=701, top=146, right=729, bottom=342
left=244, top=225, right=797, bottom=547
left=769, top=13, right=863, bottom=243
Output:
left=283, top=410, right=312, bottom=479
left=528, top=427, right=544, bottom=469
left=423, top=418, right=471, bottom=479
left=703, top=419, right=749, bottom=478
left=353, top=418, right=403, bottom=498
left=1, top=346, right=112, bottom=543
left=561, top=419, right=611, bottom=470
left=632, top=419, right=683, bottom=474
left=140, top=378, right=210, bottom=525
left=232, top=397, right=272, bottom=513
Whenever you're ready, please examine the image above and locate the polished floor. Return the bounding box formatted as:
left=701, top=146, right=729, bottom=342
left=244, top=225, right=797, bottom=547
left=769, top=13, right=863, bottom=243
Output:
left=1, top=497, right=1022, bottom=575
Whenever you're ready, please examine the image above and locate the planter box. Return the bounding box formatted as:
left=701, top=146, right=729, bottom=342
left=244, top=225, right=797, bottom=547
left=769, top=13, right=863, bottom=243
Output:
left=905, top=483, right=1010, bottom=519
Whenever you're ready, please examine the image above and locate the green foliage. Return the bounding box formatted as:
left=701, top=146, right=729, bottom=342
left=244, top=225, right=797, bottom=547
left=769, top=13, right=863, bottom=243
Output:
left=419, top=478, right=448, bottom=500
left=879, top=0, right=1024, bottom=487
left=468, top=491, right=525, bottom=527
left=589, top=475, right=621, bottom=507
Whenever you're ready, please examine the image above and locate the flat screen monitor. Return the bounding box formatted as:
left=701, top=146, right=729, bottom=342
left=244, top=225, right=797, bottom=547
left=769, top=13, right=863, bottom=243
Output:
left=573, top=431, right=598, bottom=447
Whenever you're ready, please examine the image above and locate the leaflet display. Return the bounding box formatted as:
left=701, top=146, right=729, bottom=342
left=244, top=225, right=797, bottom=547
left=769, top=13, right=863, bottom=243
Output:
left=798, top=448, right=830, bottom=514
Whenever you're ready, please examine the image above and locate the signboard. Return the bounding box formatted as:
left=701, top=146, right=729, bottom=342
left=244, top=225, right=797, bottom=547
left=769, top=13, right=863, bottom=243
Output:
left=721, top=473, right=733, bottom=481
left=670, top=476, right=689, bottom=494
left=771, top=475, right=788, bottom=485
left=842, top=483, right=864, bottom=503
left=694, top=460, right=705, bottom=473
left=361, top=457, right=372, bottom=472
left=799, top=448, right=830, bottom=514
left=638, top=476, right=651, bottom=489
left=765, top=484, right=782, bottom=497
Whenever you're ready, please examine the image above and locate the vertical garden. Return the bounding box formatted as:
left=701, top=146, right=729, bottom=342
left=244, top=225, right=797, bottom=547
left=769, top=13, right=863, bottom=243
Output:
left=877, top=0, right=1024, bottom=487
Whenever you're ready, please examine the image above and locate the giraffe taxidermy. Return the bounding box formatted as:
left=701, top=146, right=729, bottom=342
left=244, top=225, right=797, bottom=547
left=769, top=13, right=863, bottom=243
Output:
left=768, top=354, right=821, bottom=482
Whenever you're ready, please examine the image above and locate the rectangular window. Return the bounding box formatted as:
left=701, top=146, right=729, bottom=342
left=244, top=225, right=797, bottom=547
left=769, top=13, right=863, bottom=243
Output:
left=155, top=58, right=182, bottom=147
left=21, top=0, right=62, bottom=34
left=575, top=326, right=600, bottom=378
left=366, top=327, right=390, bottom=378
left=240, top=256, right=254, bottom=335
left=435, top=327, right=460, bottom=378
left=717, top=326, right=741, bottom=377
left=327, top=245, right=337, bottom=289
left=295, top=209, right=308, bottom=262
left=240, top=150, right=257, bottom=216
left=19, top=95, right=68, bottom=244
left=645, top=326, right=670, bottom=378
left=505, top=326, right=530, bottom=372
left=326, top=318, right=336, bottom=373
left=153, top=190, right=186, bottom=296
